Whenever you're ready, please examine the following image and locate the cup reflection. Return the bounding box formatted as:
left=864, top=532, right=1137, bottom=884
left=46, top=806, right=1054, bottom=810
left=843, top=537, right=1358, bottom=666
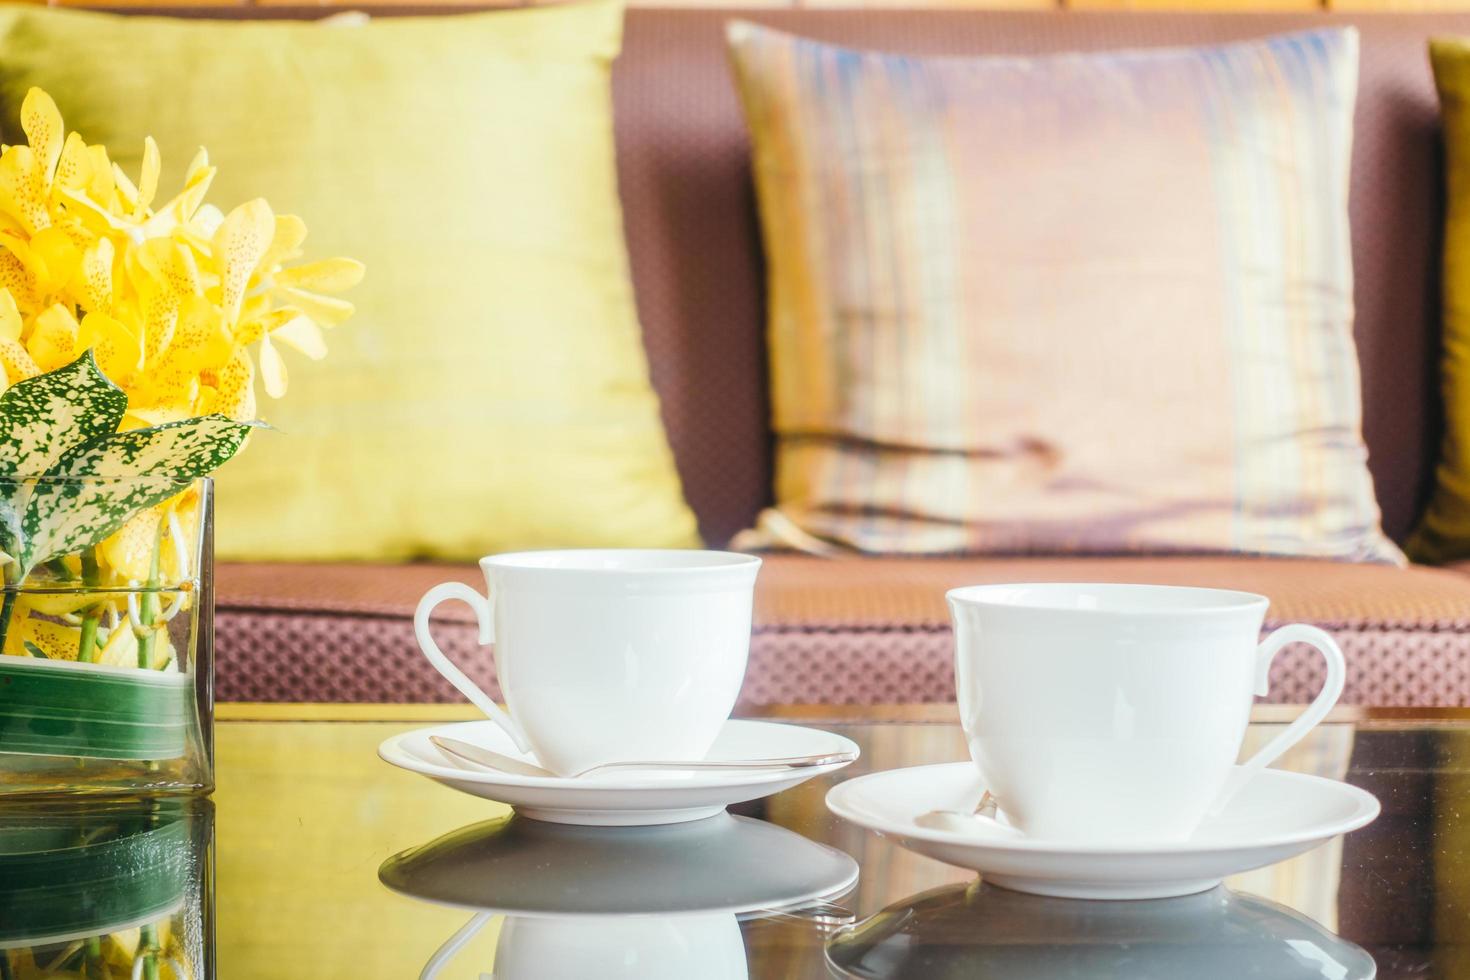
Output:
left=827, top=880, right=1375, bottom=980
left=0, top=799, right=213, bottom=980
left=380, top=811, right=858, bottom=979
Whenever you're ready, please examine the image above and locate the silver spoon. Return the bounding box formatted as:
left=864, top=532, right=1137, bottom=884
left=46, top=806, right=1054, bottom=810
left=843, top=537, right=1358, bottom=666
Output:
left=430, top=734, right=857, bottom=779
left=916, top=790, right=1025, bottom=838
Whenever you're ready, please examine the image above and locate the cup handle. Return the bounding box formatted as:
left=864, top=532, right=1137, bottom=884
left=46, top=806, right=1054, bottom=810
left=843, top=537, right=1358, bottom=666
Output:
left=1211, top=623, right=1346, bottom=813
left=413, top=581, right=532, bottom=754
left=419, top=911, right=493, bottom=980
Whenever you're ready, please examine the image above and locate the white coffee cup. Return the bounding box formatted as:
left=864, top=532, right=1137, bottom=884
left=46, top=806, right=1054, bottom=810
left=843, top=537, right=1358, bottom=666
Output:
left=414, top=549, right=761, bottom=776
left=946, top=583, right=1345, bottom=844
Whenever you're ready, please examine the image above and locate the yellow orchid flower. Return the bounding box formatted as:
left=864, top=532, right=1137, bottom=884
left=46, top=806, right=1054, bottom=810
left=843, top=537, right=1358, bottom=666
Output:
left=0, top=86, right=359, bottom=426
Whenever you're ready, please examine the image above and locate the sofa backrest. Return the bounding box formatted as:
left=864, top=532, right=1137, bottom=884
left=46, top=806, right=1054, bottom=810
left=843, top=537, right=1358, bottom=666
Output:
left=113, top=7, right=1470, bottom=545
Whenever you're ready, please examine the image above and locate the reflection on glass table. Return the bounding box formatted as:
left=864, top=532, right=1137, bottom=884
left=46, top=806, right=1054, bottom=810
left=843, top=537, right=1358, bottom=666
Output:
left=66, top=705, right=1464, bottom=977
left=827, top=880, right=1374, bottom=979
left=380, top=810, right=857, bottom=978
left=0, top=799, right=212, bottom=980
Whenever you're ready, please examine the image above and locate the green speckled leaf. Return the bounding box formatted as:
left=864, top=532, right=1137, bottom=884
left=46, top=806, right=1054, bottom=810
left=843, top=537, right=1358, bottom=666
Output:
left=20, top=415, right=256, bottom=574
left=0, top=352, right=126, bottom=478
left=0, top=353, right=128, bottom=564
left=0, top=352, right=258, bottom=579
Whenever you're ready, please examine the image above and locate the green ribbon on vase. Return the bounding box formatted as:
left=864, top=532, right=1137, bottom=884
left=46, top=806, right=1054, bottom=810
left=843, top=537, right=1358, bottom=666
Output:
left=0, top=655, right=191, bottom=760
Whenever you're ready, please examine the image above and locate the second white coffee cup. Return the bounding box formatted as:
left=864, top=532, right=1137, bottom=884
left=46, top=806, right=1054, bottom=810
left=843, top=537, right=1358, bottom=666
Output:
left=947, top=583, right=1346, bottom=844
left=415, top=549, right=761, bottom=776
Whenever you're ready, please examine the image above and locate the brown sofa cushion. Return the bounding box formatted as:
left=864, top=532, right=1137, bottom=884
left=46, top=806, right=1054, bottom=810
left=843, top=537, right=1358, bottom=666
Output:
left=216, top=557, right=1470, bottom=706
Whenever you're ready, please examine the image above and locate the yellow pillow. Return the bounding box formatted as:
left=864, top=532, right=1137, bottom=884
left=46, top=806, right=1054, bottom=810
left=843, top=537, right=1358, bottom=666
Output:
left=1415, top=39, right=1470, bottom=563
left=0, top=3, right=700, bottom=560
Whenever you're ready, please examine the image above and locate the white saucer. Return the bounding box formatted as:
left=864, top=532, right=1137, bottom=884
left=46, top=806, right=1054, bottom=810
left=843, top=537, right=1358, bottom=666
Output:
left=380, top=719, right=859, bottom=826
left=826, top=763, right=1380, bottom=900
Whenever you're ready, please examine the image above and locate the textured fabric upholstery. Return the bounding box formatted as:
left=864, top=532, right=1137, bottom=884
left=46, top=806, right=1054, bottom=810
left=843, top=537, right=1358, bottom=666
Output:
left=217, top=557, right=1470, bottom=706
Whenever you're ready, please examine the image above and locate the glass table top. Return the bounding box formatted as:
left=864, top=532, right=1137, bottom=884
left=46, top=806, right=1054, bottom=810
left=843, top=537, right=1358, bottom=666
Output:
left=0, top=705, right=1462, bottom=979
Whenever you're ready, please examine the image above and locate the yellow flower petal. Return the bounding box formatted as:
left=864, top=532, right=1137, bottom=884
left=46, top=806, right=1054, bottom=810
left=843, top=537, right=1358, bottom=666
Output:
left=80, top=237, right=114, bottom=314
left=0, top=337, right=41, bottom=385
left=206, top=347, right=256, bottom=422
left=15, top=615, right=82, bottom=662
left=98, top=506, right=162, bottom=583
left=184, top=147, right=210, bottom=186
left=54, top=187, right=132, bottom=237
left=272, top=314, right=328, bottom=361
left=53, top=131, right=92, bottom=193
left=19, top=88, right=63, bottom=189
left=78, top=310, right=143, bottom=383
left=0, top=246, right=36, bottom=313
left=213, top=198, right=274, bottom=324
left=97, top=617, right=175, bottom=669
left=130, top=238, right=199, bottom=360
left=258, top=333, right=287, bottom=399
left=169, top=294, right=233, bottom=371
left=0, top=288, right=21, bottom=342
left=0, top=145, right=50, bottom=235
left=136, top=135, right=160, bottom=214
left=236, top=307, right=292, bottom=347
left=111, top=161, right=139, bottom=212
left=260, top=214, right=308, bottom=270
left=272, top=257, right=364, bottom=294
left=85, top=144, right=116, bottom=207
left=145, top=162, right=216, bottom=238
left=26, top=225, right=81, bottom=295
left=124, top=406, right=191, bottom=427
left=23, top=592, right=99, bottom=617
left=26, top=303, right=79, bottom=372
left=194, top=385, right=219, bottom=417
left=95, top=617, right=139, bottom=668
left=160, top=488, right=201, bottom=583
left=138, top=235, right=201, bottom=299
left=191, top=203, right=225, bottom=239
left=127, top=355, right=197, bottom=413
left=277, top=287, right=354, bottom=327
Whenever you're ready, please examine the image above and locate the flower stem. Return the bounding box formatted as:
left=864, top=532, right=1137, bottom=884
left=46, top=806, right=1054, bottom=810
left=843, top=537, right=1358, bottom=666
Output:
left=0, top=585, right=16, bottom=658
left=77, top=549, right=102, bottom=663
left=83, top=936, right=104, bottom=980
left=137, top=523, right=163, bottom=670
left=140, top=923, right=160, bottom=980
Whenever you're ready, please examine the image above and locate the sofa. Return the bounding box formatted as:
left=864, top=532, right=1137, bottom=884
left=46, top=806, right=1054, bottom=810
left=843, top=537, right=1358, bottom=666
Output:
left=194, top=7, right=1470, bottom=707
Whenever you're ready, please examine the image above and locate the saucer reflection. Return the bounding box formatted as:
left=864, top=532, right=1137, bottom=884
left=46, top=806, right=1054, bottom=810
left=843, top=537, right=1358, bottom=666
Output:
left=826, top=880, right=1375, bottom=980
left=0, top=799, right=213, bottom=979
left=380, top=811, right=858, bottom=979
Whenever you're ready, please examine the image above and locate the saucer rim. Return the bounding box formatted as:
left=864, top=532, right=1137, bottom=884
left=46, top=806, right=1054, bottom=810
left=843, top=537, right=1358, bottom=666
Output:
left=379, top=718, right=860, bottom=792
left=825, top=762, right=1380, bottom=857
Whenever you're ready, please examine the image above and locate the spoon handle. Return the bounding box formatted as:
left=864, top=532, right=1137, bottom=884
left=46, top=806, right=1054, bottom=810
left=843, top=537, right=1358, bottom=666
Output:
left=581, top=752, right=857, bottom=776
left=430, top=735, right=855, bottom=778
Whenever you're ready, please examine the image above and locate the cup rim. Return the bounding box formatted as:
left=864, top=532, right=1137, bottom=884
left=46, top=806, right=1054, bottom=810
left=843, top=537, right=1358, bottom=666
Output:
left=480, top=549, right=762, bottom=575
left=945, top=582, right=1269, bottom=616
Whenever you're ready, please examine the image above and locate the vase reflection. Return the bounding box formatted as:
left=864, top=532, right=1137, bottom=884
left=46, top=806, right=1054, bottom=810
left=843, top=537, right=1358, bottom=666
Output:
left=0, top=798, right=212, bottom=979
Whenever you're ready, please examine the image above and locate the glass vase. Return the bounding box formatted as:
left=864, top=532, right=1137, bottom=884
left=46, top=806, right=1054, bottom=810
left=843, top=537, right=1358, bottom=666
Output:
left=0, top=478, right=213, bottom=797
